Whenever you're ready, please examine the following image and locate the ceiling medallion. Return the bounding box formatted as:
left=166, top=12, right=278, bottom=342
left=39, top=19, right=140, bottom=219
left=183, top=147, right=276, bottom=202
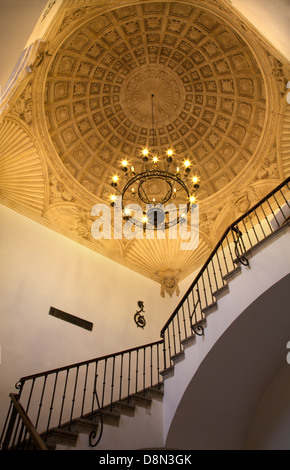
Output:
left=121, top=64, right=184, bottom=127
left=109, top=94, right=200, bottom=230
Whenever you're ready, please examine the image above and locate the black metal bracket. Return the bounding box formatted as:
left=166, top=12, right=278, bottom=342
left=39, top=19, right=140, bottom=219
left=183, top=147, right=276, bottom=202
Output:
left=192, top=323, right=204, bottom=336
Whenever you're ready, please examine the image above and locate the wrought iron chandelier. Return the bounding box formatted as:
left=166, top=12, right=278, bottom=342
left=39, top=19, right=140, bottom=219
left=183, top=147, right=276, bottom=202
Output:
left=109, top=94, right=200, bottom=230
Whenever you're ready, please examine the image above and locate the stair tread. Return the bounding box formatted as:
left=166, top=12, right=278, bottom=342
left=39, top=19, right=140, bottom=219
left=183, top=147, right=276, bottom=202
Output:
left=223, top=265, right=242, bottom=281
left=44, top=427, right=79, bottom=447
left=181, top=334, right=195, bottom=346
left=130, top=393, right=153, bottom=407
left=69, top=417, right=98, bottom=434
left=160, top=365, right=174, bottom=377
left=146, top=386, right=164, bottom=399
left=212, top=284, right=229, bottom=297
left=46, top=427, right=79, bottom=438
left=171, top=350, right=185, bottom=361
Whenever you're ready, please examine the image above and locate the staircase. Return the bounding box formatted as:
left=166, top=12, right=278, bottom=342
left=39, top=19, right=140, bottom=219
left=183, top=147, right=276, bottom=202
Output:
left=43, top=385, right=164, bottom=450
left=162, top=226, right=290, bottom=448
left=1, top=178, right=289, bottom=451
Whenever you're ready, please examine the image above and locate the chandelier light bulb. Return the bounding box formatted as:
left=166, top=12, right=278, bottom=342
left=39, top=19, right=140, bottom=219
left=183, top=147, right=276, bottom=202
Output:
left=142, top=148, right=149, bottom=162
left=121, top=160, right=128, bottom=171
left=184, top=160, right=191, bottom=174
left=111, top=174, right=119, bottom=188
left=110, top=194, right=116, bottom=206
left=192, top=175, right=200, bottom=189
left=166, top=149, right=173, bottom=162
left=107, top=95, right=201, bottom=230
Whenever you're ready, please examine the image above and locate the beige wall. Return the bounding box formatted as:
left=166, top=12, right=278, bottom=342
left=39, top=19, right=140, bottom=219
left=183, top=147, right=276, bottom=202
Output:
left=0, top=204, right=177, bottom=424
left=245, top=364, right=290, bottom=450
left=231, top=0, right=290, bottom=60
left=0, top=0, right=49, bottom=91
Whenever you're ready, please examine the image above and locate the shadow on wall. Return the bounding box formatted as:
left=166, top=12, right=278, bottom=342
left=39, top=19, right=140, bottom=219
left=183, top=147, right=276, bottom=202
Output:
left=166, top=273, right=290, bottom=450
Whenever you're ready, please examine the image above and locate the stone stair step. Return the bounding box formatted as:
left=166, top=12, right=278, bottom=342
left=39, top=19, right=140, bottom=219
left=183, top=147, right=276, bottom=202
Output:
left=202, top=301, right=218, bottom=316
left=171, top=350, right=185, bottom=364
left=159, top=365, right=174, bottom=379
left=223, top=265, right=242, bottom=282
left=146, top=386, right=164, bottom=401
left=112, top=400, right=136, bottom=416
left=130, top=392, right=152, bottom=408
left=212, top=284, right=229, bottom=299
left=94, top=408, right=121, bottom=427
left=40, top=384, right=166, bottom=449
left=181, top=334, right=196, bottom=349
left=69, top=417, right=98, bottom=435
left=45, top=428, right=79, bottom=447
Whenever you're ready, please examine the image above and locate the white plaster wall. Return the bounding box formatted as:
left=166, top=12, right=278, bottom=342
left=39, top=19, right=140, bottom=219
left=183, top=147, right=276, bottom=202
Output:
left=162, top=226, right=290, bottom=442
left=231, top=0, right=290, bottom=60
left=0, top=205, right=172, bottom=426
left=0, top=0, right=49, bottom=90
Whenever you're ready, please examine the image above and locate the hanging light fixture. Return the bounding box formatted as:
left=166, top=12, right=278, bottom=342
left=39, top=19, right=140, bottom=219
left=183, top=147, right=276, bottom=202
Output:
left=109, top=94, right=200, bottom=230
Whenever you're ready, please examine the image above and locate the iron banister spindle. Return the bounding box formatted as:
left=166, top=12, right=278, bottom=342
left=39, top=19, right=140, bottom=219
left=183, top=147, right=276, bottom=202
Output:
left=161, top=176, right=290, bottom=338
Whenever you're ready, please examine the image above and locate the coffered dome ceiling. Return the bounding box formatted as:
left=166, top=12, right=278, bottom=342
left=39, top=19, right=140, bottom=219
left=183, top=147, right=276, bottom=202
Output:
left=45, top=3, right=265, bottom=201
left=1, top=0, right=289, bottom=296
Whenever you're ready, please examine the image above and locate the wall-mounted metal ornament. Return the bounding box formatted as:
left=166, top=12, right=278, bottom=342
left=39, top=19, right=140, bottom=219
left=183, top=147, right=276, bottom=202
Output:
left=134, top=301, right=146, bottom=329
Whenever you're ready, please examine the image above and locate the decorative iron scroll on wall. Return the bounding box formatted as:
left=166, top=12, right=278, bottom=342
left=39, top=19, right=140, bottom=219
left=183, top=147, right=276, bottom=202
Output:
left=134, top=301, right=146, bottom=329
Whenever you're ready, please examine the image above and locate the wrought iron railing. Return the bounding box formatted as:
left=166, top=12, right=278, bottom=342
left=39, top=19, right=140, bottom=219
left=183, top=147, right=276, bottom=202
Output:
left=1, top=177, right=289, bottom=450
left=160, top=177, right=290, bottom=368
left=0, top=340, right=164, bottom=449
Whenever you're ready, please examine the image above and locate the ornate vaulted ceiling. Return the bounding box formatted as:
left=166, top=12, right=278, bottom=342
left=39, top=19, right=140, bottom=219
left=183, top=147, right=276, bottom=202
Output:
left=0, top=0, right=289, bottom=297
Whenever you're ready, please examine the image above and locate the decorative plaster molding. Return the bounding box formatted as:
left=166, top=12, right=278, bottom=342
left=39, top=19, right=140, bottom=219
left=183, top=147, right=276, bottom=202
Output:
left=1, top=0, right=289, bottom=288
